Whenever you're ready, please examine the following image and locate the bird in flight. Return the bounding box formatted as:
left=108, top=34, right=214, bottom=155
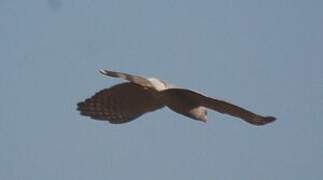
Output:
left=77, top=69, right=276, bottom=126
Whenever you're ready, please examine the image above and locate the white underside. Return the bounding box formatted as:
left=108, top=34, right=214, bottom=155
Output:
left=148, top=78, right=174, bottom=91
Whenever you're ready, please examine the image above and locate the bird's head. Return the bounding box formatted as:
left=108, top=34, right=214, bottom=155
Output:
left=189, top=106, right=208, bottom=123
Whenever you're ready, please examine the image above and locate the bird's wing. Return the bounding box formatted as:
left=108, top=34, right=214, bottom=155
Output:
left=99, top=69, right=154, bottom=88
left=77, top=83, right=164, bottom=124
left=162, top=88, right=276, bottom=126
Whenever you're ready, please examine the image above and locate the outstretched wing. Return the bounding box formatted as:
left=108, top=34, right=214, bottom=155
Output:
left=99, top=69, right=154, bottom=88
left=162, top=88, right=276, bottom=126
left=77, top=83, right=164, bottom=124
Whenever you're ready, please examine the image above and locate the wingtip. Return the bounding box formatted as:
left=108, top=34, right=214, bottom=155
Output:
left=250, top=115, right=277, bottom=126
left=264, top=116, right=276, bottom=124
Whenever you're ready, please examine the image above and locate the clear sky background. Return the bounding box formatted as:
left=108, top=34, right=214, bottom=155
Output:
left=1, top=0, right=322, bottom=179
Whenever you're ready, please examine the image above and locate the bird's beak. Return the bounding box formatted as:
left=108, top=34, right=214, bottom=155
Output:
left=200, top=117, right=207, bottom=123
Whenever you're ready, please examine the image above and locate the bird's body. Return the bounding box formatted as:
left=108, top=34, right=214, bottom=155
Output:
left=77, top=69, right=276, bottom=126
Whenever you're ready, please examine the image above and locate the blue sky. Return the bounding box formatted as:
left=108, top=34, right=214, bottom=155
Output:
left=1, top=0, right=322, bottom=179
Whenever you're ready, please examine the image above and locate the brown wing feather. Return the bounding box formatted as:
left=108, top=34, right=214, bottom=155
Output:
left=77, top=83, right=164, bottom=124
left=162, top=88, right=276, bottom=126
